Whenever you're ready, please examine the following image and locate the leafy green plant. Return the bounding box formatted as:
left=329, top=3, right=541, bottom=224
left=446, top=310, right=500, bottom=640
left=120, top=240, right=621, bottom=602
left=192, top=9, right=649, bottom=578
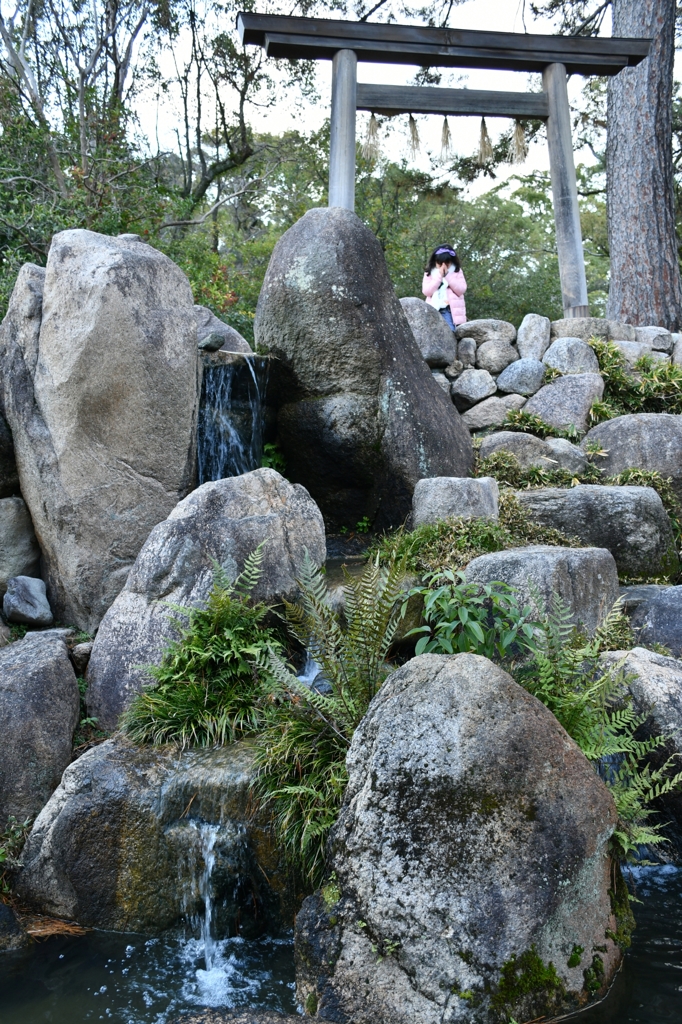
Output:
left=121, top=548, right=282, bottom=747
left=588, top=338, right=682, bottom=420
left=371, top=491, right=578, bottom=576
left=0, top=816, right=31, bottom=897
left=261, top=442, right=286, bottom=475
left=407, top=569, right=537, bottom=661
left=355, top=516, right=372, bottom=534
left=515, top=594, right=682, bottom=862
left=255, top=555, right=406, bottom=886
left=504, top=408, right=580, bottom=441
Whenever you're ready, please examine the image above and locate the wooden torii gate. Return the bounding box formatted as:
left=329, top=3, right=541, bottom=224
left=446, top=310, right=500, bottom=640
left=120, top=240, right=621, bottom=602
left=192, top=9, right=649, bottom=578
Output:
left=238, top=14, right=650, bottom=319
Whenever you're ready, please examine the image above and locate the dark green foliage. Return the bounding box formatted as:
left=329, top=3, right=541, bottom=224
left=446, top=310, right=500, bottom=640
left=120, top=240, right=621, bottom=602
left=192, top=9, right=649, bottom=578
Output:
left=0, top=816, right=31, bottom=898
left=515, top=595, right=682, bottom=862
left=583, top=954, right=605, bottom=996
left=260, top=442, right=286, bottom=475
left=492, top=945, right=565, bottom=1016
left=255, top=555, right=406, bottom=887
left=121, top=549, right=282, bottom=747
left=371, top=491, right=577, bottom=576
left=72, top=676, right=108, bottom=754
left=407, top=569, right=537, bottom=661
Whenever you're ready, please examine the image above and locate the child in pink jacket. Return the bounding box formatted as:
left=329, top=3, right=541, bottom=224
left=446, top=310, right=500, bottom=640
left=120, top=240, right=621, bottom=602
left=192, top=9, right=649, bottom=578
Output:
left=422, top=245, right=467, bottom=331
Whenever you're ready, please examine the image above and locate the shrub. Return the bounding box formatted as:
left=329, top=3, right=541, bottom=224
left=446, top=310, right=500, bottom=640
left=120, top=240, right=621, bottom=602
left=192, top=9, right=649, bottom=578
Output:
left=503, top=408, right=581, bottom=441
left=255, top=555, right=406, bottom=886
left=477, top=450, right=601, bottom=489
left=407, top=569, right=538, bottom=660
left=588, top=338, right=682, bottom=420
left=121, top=548, right=283, bottom=747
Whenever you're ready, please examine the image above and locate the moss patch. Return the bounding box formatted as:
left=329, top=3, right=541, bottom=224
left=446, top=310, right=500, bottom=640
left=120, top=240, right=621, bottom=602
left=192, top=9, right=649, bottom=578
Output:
left=608, top=865, right=636, bottom=950
left=491, top=945, right=565, bottom=1019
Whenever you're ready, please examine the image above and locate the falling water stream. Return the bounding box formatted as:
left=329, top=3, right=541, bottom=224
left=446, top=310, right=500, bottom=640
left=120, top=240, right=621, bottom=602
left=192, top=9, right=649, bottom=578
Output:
left=197, top=355, right=269, bottom=483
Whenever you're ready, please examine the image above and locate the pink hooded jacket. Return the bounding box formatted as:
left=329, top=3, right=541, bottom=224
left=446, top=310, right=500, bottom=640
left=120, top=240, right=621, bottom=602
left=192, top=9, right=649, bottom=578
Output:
left=422, top=268, right=467, bottom=325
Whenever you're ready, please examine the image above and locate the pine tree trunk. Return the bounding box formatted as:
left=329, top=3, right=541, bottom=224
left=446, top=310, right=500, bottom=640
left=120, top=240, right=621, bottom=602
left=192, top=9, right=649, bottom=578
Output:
left=607, top=0, right=682, bottom=329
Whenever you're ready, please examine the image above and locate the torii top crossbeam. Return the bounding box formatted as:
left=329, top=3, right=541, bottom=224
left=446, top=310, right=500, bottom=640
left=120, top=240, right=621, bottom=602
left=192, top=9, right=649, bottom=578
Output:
left=237, top=15, right=648, bottom=74
left=239, top=14, right=651, bottom=318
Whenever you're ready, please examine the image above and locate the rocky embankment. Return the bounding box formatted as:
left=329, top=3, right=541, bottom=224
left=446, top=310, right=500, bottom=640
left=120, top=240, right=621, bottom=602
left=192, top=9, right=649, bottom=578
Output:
left=2, top=220, right=682, bottom=1023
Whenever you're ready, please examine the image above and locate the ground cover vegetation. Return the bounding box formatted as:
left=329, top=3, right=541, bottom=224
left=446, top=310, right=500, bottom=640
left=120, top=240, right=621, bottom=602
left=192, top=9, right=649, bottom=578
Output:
left=123, top=536, right=682, bottom=888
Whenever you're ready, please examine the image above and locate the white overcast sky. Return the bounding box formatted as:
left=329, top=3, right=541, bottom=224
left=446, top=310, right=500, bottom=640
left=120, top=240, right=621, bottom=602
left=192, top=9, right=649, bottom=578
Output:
left=139, top=0, right=680, bottom=199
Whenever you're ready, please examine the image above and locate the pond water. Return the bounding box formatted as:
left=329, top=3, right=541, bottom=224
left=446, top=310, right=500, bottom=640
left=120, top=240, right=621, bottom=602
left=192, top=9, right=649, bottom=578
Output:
left=1, top=866, right=681, bottom=1023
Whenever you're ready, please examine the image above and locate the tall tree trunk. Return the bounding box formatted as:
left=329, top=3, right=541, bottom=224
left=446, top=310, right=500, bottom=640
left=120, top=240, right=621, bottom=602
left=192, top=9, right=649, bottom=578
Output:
left=607, top=0, right=682, bottom=329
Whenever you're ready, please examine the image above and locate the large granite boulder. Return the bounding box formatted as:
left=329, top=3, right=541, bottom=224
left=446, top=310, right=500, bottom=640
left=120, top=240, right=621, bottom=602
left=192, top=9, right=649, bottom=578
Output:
left=86, top=468, right=326, bottom=731
left=255, top=209, right=472, bottom=530
left=0, top=233, right=200, bottom=632
left=399, top=297, right=457, bottom=368
left=0, top=412, right=19, bottom=498
left=16, top=737, right=291, bottom=935
left=514, top=485, right=678, bottom=578
left=0, top=496, right=40, bottom=597
left=581, top=414, right=682, bottom=502
left=619, top=585, right=682, bottom=656
left=295, top=654, right=622, bottom=1024
left=0, top=632, right=79, bottom=823
left=465, top=545, right=619, bottom=633
left=523, top=373, right=604, bottom=434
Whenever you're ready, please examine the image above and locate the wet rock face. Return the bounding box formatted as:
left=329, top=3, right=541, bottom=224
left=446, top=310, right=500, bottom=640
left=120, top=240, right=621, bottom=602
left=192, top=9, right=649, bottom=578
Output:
left=86, top=468, right=326, bottom=731
left=17, top=737, right=292, bottom=936
left=0, top=632, right=79, bottom=823
left=295, top=654, right=622, bottom=1024
left=0, top=233, right=200, bottom=632
left=255, top=207, right=472, bottom=531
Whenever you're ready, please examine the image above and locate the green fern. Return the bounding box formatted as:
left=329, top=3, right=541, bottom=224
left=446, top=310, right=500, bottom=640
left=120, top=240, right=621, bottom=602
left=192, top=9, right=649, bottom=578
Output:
left=255, top=554, right=407, bottom=886
left=121, top=546, right=282, bottom=747
left=516, top=594, right=682, bottom=861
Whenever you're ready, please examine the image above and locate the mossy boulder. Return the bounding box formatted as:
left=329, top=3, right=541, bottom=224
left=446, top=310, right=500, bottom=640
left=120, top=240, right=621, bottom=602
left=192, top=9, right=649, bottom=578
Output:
left=295, top=653, right=624, bottom=1022
left=16, top=736, right=294, bottom=935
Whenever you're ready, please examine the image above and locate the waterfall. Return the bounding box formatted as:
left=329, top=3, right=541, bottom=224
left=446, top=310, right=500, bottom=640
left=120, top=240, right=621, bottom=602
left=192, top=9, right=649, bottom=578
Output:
left=198, top=355, right=269, bottom=483
left=182, top=821, right=221, bottom=971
